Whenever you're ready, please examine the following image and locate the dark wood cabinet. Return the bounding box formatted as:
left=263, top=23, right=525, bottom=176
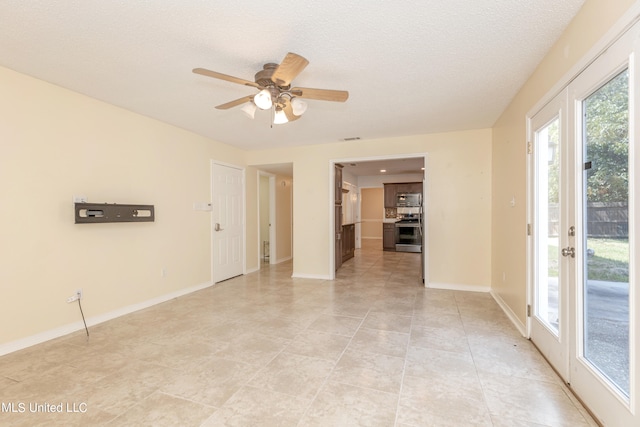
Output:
left=385, top=182, right=422, bottom=208
left=335, top=164, right=343, bottom=205
left=335, top=164, right=344, bottom=271
left=396, top=182, right=423, bottom=194
left=342, top=223, right=355, bottom=262
left=335, top=204, right=342, bottom=271
left=383, top=183, right=397, bottom=208
left=383, top=223, right=396, bottom=251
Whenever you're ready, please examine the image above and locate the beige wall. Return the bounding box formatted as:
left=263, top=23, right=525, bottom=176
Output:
left=361, top=188, right=383, bottom=239
left=247, top=129, right=493, bottom=287
left=0, top=66, right=254, bottom=348
left=491, top=0, right=636, bottom=325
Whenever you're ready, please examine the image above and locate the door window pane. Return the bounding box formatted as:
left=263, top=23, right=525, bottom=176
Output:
left=583, top=69, right=630, bottom=396
left=535, top=117, right=560, bottom=334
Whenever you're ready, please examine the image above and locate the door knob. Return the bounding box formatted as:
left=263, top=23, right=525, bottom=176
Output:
left=561, top=247, right=575, bottom=258
left=214, top=223, right=224, bottom=232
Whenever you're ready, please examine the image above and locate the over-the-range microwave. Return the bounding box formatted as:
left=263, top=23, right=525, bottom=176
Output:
left=396, top=192, right=421, bottom=207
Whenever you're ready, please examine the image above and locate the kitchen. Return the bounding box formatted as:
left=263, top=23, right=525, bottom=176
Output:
left=335, top=157, right=426, bottom=281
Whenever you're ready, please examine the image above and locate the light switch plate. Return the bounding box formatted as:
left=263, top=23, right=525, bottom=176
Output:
left=193, top=202, right=212, bottom=211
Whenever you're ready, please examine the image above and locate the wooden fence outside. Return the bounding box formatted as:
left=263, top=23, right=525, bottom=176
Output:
left=548, top=202, right=628, bottom=238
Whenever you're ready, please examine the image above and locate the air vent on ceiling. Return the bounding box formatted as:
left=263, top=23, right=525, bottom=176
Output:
left=341, top=137, right=361, bottom=141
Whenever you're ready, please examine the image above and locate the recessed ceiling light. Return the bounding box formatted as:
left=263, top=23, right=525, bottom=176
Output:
left=380, top=169, right=387, bottom=173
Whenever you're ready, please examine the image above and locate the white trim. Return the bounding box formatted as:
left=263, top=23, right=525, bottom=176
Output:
left=0, top=281, right=213, bottom=357
left=291, top=273, right=332, bottom=280
left=491, top=290, right=527, bottom=337
left=427, top=282, right=490, bottom=293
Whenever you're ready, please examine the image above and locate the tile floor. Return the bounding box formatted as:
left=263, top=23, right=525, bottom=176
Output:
left=0, top=240, right=597, bottom=426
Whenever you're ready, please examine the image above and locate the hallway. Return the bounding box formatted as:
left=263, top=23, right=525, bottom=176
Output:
left=0, top=241, right=596, bottom=426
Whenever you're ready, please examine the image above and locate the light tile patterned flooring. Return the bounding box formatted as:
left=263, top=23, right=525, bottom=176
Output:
left=0, top=240, right=597, bottom=426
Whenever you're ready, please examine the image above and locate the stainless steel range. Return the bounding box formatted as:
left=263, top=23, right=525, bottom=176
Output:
left=395, top=207, right=422, bottom=253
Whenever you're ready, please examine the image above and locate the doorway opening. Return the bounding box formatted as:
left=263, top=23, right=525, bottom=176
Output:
left=252, top=163, right=294, bottom=267
left=258, top=172, right=276, bottom=267
left=331, top=154, right=428, bottom=282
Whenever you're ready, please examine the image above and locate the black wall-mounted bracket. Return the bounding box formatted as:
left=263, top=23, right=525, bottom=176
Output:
left=75, top=203, right=155, bottom=224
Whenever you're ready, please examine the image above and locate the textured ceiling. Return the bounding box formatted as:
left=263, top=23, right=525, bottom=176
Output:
left=0, top=1, right=585, bottom=151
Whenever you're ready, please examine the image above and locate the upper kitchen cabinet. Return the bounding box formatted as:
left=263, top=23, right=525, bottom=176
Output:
left=383, top=183, right=397, bottom=208
left=335, top=164, right=343, bottom=205
left=395, top=182, right=423, bottom=194
left=384, top=182, right=423, bottom=207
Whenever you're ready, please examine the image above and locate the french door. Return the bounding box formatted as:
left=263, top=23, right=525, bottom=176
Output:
left=530, top=89, right=570, bottom=381
left=529, top=20, right=638, bottom=426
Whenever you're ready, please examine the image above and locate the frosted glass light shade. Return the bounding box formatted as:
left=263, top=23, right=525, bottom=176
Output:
left=273, top=108, right=288, bottom=124
left=254, top=89, right=273, bottom=110
left=291, top=97, right=307, bottom=116
left=241, top=103, right=257, bottom=119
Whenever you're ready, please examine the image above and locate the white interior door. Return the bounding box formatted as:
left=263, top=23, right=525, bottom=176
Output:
left=212, top=163, right=244, bottom=282
left=529, top=89, right=570, bottom=381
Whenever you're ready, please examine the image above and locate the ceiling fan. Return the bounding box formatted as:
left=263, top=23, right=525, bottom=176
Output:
left=193, top=52, right=349, bottom=124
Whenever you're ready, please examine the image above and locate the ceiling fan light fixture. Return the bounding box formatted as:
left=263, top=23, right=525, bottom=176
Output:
left=273, top=107, right=289, bottom=125
left=291, top=97, right=307, bottom=116
left=254, top=89, right=273, bottom=110
left=241, top=102, right=257, bottom=119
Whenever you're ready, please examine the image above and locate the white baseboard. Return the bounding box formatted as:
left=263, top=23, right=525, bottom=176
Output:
left=490, top=290, right=527, bottom=337
left=426, top=283, right=527, bottom=337
left=427, top=282, right=491, bottom=293
left=275, top=256, right=292, bottom=264
left=291, top=272, right=332, bottom=280
left=245, top=266, right=260, bottom=275
left=0, top=280, right=213, bottom=356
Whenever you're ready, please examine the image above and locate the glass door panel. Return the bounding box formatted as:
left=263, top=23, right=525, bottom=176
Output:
left=529, top=90, right=568, bottom=381
left=582, top=69, right=630, bottom=397
left=535, top=117, right=561, bottom=335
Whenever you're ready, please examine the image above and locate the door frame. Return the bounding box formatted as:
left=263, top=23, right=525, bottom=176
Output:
left=328, top=153, right=429, bottom=282
left=526, top=88, right=570, bottom=382
left=211, top=160, right=246, bottom=282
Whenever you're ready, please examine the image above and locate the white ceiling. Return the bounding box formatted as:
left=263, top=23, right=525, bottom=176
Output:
left=0, top=1, right=584, bottom=151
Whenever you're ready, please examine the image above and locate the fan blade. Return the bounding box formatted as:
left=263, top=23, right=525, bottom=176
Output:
left=291, top=87, right=349, bottom=102
left=215, top=95, right=254, bottom=110
left=281, top=99, right=301, bottom=122
left=271, top=53, right=309, bottom=86
left=193, top=68, right=261, bottom=89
